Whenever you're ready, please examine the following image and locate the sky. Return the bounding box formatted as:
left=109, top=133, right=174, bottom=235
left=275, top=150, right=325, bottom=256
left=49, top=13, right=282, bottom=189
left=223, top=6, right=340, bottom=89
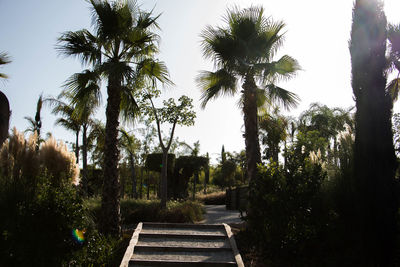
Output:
left=0, top=0, right=399, bottom=164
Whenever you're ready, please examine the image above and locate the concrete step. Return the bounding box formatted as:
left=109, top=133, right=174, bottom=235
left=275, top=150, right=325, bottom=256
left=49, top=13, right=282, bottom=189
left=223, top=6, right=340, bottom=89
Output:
left=120, top=222, right=243, bottom=267
left=137, top=236, right=230, bottom=249
left=129, top=259, right=237, bottom=267
left=132, top=249, right=235, bottom=262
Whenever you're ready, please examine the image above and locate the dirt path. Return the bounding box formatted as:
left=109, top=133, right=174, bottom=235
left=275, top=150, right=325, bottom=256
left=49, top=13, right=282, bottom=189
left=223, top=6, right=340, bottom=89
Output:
left=201, top=205, right=243, bottom=224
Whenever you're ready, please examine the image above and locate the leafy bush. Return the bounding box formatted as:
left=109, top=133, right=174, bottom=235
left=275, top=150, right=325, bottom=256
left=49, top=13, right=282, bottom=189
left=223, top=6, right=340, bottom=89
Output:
left=86, top=198, right=204, bottom=226
left=247, top=151, right=332, bottom=266
left=0, top=175, right=90, bottom=266
left=197, top=191, right=226, bottom=205
left=0, top=129, right=88, bottom=266
left=66, top=231, right=129, bottom=267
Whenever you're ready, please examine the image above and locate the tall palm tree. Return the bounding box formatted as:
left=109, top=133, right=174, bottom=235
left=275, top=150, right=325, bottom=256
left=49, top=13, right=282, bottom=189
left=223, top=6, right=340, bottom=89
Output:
left=119, top=128, right=140, bottom=198
left=57, top=0, right=170, bottom=236
left=46, top=94, right=81, bottom=163
left=24, top=94, right=43, bottom=150
left=0, top=52, right=11, bottom=79
left=46, top=90, right=98, bottom=195
left=198, top=6, right=300, bottom=184
left=259, top=108, right=288, bottom=163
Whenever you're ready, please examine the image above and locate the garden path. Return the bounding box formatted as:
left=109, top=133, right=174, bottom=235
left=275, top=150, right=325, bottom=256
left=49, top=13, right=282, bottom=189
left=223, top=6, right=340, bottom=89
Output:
left=201, top=205, right=243, bottom=224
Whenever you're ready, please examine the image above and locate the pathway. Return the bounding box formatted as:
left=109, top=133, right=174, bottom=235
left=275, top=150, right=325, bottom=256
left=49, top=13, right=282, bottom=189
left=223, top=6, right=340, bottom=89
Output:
left=201, top=205, right=244, bottom=225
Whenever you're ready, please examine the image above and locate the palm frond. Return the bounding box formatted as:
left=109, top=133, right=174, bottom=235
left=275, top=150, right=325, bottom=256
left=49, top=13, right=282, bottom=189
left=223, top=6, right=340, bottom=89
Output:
left=197, top=69, right=237, bottom=108
left=64, top=70, right=101, bottom=106
left=256, top=55, right=300, bottom=84
left=136, top=58, right=172, bottom=86
left=0, top=52, right=11, bottom=79
left=387, top=77, right=400, bottom=102
left=265, top=84, right=300, bottom=110
left=120, top=86, right=140, bottom=125
left=0, top=52, right=11, bottom=66
left=57, top=30, right=101, bottom=66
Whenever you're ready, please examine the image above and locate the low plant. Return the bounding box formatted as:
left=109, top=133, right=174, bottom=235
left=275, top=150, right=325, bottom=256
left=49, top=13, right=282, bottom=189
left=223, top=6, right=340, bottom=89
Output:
left=86, top=198, right=204, bottom=226
left=197, top=191, right=226, bottom=205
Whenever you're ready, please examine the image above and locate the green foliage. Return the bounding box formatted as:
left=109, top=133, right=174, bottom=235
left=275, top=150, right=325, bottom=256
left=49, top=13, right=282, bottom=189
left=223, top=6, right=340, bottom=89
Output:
left=197, top=191, right=226, bottom=205
left=296, top=130, right=328, bottom=157
left=0, top=173, right=89, bottom=266
left=145, top=153, right=175, bottom=173
left=86, top=198, right=204, bottom=225
left=213, top=159, right=237, bottom=189
left=0, top=129, right=123, bottom=266
left=247, top=152, right=331, bottom=265
left=171, top=155, right=209, bottom=198
left=66, top=232, right=126, bottom=267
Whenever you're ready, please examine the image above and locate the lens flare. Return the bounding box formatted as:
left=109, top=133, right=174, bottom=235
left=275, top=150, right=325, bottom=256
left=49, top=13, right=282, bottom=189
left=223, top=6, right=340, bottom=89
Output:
left=72, top=229, right=85, bottom=243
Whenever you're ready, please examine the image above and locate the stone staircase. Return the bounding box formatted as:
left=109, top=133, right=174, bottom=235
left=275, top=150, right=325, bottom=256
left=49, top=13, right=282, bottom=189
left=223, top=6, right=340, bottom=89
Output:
left=120, top=222, right=244, bottom=267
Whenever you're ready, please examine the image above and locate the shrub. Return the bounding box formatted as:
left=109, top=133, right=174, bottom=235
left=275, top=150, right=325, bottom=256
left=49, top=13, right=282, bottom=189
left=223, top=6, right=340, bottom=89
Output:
left=197, top=191, right=226, bottom=205
left=0, top=175, right=90, bottom=266
left=247, top=152, right=332, bottom=266
left=0, top=129, right=86, bottom=266
left=39, top=136, right=79, bottom=186
left=86, top=198, right=204, bottom=226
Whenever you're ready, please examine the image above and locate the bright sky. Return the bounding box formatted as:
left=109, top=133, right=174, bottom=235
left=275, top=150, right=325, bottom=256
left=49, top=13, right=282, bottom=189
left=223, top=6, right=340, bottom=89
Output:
left=0, top=0, right=399, bottom=164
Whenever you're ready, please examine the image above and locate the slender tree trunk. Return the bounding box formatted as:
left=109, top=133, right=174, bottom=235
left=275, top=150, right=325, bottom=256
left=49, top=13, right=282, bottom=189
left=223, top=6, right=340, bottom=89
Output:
left=100, top=77, right=121, bottom=237
left=146, top=170, right=150, bottom=200
left=0, top=91, right=10, bottom=146
left=129, top=153, right=137, bottom=199
left=242, top=75, right=262, bottom=184
left=192, top=171, right=198, bottom=200
left=139, top=166, right=143, bottom=199
left=350, top=1, right=398, bottom=264
left=75, top=130, right=80, bottom=164
left=160, top=149, right=168, bottom=209
left=204, top=167, right=209, bottom=194
left=82, top=125, right=88, bottom=196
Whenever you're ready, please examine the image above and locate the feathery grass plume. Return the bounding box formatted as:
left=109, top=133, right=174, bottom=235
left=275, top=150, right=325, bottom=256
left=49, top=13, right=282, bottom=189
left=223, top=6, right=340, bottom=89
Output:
left=39, top=136, right=80, bottom=186
left=0, top=128, right=39, bottom=184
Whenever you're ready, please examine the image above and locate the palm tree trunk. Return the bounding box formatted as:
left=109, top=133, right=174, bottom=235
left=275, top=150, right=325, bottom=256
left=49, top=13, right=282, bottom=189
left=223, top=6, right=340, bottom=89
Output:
left=100, top=78, right=121, bottom=237
left=82, top=125, right=88, bottom=196
left=242, top=75, right=261, bottom=184
left=75, top=130, right=80, bottom=164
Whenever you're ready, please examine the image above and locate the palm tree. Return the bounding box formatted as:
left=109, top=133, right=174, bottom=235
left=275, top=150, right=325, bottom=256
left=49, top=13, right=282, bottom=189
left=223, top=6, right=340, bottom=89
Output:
left=119, top=128, right=140, bottom=198
left=46, top=94, right=81, bottom=163
left=198, top=6, right=300, bottom=184
left=259, top=108, right=288, bottom=163
left=0, top=52, right=11, bottom=145
left=0, top=52, right=11, bottom=79
left=57, top=0, right=170, bottom=236
left=46, top=90, right=98, bottom=195
left=24, top=94, right=43, bottom=150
